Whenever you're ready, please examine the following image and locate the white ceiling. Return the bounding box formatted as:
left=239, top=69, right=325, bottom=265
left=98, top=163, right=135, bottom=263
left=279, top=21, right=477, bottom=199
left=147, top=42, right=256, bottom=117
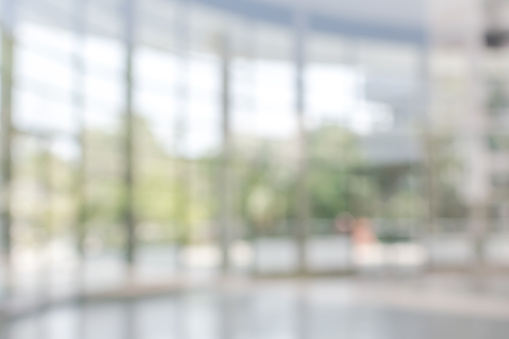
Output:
left=16, top=0, right=427, bottom=47
left=255, top=0, right=427, bottom=30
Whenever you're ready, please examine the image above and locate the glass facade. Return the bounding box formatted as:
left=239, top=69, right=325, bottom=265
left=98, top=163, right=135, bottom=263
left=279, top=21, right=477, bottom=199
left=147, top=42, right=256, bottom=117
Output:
left=1, top=0, right=478, bottom=298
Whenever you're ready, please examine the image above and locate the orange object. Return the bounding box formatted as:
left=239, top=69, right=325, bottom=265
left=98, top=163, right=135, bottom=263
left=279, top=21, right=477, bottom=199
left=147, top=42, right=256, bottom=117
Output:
left=352, top=218, right=377, bottom=245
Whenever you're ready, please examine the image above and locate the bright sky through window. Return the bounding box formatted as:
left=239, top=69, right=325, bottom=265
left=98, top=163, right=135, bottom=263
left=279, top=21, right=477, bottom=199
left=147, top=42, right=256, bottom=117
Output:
left=15, top=22, right=394, bottom=160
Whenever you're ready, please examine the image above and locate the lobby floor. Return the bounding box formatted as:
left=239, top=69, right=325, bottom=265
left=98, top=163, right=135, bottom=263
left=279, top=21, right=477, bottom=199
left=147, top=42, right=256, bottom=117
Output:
left=3, top=274, right=509, bottom=339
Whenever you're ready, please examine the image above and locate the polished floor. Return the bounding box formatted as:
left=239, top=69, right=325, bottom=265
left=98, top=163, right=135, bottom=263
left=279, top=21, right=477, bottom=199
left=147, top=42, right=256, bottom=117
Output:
left=2, top=278, right=509, bottom=339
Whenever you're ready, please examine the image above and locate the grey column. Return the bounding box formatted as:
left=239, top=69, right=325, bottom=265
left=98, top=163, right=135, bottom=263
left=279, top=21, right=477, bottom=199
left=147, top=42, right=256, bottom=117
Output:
left=123, top=0, right=136, bottom=267
left=293, top=0, right=310, bottom=275
left=73, top=0, right=88, bottom=258
left=173, top=0, right=191, bottom=260
left=0, top=0, right=16, bottom=267
left=419, top=44, right=437, bottom=269
left=465, top=0, right=489, bottom=269
left=219, top=29, right=233, bottom=274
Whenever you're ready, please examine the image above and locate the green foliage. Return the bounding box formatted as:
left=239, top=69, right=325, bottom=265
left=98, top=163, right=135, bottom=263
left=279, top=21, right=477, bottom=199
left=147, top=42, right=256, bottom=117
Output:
left=12, top=113, right=467, bottom=247
left=424, top=131, right=468, bottom=218
left=308, top=125, right=375, bottom=218
left=232, top=138, right=293, bottom=236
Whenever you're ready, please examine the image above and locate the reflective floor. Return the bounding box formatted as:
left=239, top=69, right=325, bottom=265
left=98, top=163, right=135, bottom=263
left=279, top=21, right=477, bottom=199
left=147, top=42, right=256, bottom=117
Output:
left=5, top=234, right=509, bottom=302
left=2, top=279, right=509, bottom=339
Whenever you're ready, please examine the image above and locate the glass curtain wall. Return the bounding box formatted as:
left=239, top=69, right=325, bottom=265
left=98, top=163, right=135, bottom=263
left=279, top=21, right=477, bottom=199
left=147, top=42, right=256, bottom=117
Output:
left=356, top=39, right=425, bottom=245
left=306, top=32, right=362, bottom=272
left=0, top=0, right=436, bottom=299
left=134, top=0, right=181, bottom=281
left=11, top=0, right=81, bottom=298
left=231, top=20, right=299, bottom=275
left=82, top=0, right=127, bottom=289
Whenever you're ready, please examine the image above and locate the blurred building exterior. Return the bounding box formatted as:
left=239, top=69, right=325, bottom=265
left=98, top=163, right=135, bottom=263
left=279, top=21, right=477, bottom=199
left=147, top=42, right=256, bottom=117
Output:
left=0, top=0, right=507, bottom=300
left=429, top=0, right=509, bottom=264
